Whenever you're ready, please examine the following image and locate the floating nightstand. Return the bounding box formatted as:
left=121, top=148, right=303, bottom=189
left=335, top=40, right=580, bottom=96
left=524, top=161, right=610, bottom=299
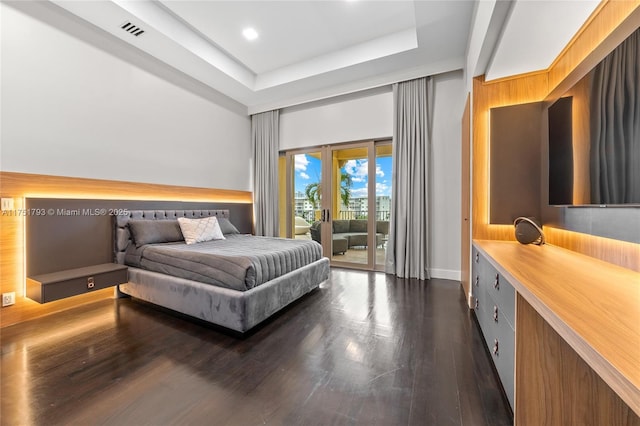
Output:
left=27, top=263, right=128, bottom=304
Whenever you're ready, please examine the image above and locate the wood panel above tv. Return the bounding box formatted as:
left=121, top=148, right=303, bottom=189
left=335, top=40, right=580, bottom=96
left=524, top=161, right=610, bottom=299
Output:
left=471, top=1, right=640, bottom=271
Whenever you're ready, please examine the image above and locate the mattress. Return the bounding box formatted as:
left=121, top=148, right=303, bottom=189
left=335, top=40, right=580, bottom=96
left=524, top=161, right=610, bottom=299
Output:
left=124, top=234, right=323, bottom=291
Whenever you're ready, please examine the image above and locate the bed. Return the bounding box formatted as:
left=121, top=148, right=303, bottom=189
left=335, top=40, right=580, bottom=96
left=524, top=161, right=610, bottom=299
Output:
left=114, top=210, right=330, bottom=332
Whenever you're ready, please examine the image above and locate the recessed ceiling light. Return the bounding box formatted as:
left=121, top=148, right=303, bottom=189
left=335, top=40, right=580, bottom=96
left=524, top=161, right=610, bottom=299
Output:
left=242, top=27, right=258, bottom=41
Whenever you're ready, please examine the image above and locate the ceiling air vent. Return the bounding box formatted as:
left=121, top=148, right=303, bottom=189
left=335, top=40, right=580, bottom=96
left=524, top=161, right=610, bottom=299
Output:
left=120, top=22, right=145, bottom=37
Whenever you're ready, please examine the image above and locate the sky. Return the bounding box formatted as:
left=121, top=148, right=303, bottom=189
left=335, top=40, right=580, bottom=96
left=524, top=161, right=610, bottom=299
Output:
left=294, top=153, right=392, bottom=199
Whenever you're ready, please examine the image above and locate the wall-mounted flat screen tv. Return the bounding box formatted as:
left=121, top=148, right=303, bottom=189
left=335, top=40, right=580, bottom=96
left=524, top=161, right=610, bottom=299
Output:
left=548, top=27, right=639, bottom=206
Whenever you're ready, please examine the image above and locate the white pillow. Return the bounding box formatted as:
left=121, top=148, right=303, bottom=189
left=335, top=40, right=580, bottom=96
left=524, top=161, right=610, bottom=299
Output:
left=177, top=216, right=225, bottom=245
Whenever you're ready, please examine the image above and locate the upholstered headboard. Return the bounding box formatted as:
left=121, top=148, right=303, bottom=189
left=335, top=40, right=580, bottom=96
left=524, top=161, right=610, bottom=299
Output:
left=114, top=210, right=230, bottom=264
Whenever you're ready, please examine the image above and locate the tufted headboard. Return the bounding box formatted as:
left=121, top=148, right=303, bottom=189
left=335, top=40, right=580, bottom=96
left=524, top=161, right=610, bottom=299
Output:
left=114, top=209, right=230, bottom=264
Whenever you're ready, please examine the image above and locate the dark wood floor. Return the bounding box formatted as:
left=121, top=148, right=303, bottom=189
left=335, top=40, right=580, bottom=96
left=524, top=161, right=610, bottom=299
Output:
left=1, top=269, right=512, bottom=426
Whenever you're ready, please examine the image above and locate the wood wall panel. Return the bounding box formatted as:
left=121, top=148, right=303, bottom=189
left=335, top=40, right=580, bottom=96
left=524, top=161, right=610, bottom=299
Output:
left=0, top=172, right=252, bottom=202
left=548, top=1, right=640, bottom=94
left=0, top=171, right=252, bottom=327
left=545, top=226, right=640, bottom=272
left=516, top=294, right=640, bottom=425
left=471, top=73, right=548, bottom=242
left=472, top=0, right=640, bottom=270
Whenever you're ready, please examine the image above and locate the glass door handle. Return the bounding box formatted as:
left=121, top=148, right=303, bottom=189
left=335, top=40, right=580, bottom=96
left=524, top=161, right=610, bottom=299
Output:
left=321, top=209, right=326, bottom=222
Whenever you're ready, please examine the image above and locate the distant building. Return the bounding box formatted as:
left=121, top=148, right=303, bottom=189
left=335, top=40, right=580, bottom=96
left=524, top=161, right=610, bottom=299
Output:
left=348, top=197, right=368, bottom=214
left=294, top=191, right=315, bottom=221
left=295, top=191, right=390, bottom=221
left=376, top=196, right=391, bottom=220
left=340, top=196, right=391, bottom=220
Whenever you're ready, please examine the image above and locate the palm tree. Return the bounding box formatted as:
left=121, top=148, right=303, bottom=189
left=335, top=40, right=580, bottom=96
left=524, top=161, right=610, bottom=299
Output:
left=339, top=171, right=352, bottom=208
left=305, top=182, right=321, bottom=210
left=305, top=171, right=353, bottom=210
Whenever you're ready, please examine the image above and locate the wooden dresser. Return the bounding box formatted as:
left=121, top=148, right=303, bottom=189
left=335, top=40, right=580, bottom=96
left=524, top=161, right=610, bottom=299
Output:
left=473, top=240, right=640, bottom=425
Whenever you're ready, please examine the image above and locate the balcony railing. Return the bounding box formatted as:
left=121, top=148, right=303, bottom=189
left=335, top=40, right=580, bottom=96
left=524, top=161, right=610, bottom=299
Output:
left=338, top=211, right=390, bottom=221
left=294, top=210, right=390, bottom=223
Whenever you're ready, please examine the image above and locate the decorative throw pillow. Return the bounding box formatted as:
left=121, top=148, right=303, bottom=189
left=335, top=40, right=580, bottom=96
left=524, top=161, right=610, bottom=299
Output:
left=217, top=217, right=241, bottom=235
left=349, top=219, right=368, bottom=233
left=332, top=220, right=350, bottom=234
left=128, top=220, right=184, bottom=248
left=177, top=216, right=225, bottom=244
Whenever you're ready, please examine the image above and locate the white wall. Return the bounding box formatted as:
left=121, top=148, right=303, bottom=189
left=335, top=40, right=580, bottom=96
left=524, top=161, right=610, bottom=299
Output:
left=0, top=3, right=251, bottom=191
left=465, top=0, right=496, bottom=93
left=430, top=71, right=464, bottom=281
left=1, top=0, right=463, bottom=278
left=279, top=74, right=463, bottom=281
left=280, top=89, right=393, bottom=149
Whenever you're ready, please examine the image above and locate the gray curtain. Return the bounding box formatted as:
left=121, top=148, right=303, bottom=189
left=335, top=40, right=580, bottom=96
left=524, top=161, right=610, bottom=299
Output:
left=385, top=77, right=433, bottom=280
left=252, top=110, right=280, bottom=237
left=590, top=27, right=640, bottom=204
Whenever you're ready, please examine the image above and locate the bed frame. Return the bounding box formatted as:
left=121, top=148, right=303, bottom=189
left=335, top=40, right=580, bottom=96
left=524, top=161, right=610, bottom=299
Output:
left=114, top=210, right=330, bottom=333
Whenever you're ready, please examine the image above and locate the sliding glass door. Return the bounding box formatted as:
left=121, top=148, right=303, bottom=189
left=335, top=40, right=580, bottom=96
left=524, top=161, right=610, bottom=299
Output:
left=374, top=144, right=392, bottom=269
left=285, top=150, right=323, bottom=241
left=284, top=140, right=391, bottom=271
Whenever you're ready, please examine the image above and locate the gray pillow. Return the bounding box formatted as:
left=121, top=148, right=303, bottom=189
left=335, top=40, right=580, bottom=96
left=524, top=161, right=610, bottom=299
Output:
left=128, top=220, right=184, bottom=247
left=333, top=220, right=350, bottom=234
left=349, top=219, right=368, bottom=233
left=217, top=217, right=240, bottom=235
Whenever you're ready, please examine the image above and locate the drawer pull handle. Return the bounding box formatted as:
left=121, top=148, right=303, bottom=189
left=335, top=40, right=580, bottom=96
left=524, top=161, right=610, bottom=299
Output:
left=475, top=299, right=479, bottom=310
left=493, top=339, right=499, bottom=356
left=493, top=306, right=499, bottom=322
left=474, top=276, right=479, bottom=287
left=475, top=252, right=479, bottom=263
left=494, top=274, right=500, bottom=290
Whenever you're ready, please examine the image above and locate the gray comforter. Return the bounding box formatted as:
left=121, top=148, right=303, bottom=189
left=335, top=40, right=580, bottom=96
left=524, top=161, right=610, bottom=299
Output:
left=124, top=234, right=323, bottom=291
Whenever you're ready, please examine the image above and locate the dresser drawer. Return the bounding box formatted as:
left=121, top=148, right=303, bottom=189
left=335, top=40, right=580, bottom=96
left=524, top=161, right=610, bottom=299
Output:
left=482, top=294, right=515, bottom=409
left=476, top=249, right=493, bottom=299
left=476, top=297, right=493, bottom=350
left=474, top=274, right=486, bottom=315
left=486, top=270, right=515, bottom=328
left=473, top=244, right=516, bottom=411
left=472, top=266, right=486, bottom=311
left=492, top=311, right=515, bottom=409
left=471, top=247, right=483, bottom=306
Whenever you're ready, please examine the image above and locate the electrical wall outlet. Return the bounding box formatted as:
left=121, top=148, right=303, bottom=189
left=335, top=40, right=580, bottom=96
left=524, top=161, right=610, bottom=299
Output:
left=2, top=292, right=16, bottom=307
left=1, top=198, right=14, bottom=211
